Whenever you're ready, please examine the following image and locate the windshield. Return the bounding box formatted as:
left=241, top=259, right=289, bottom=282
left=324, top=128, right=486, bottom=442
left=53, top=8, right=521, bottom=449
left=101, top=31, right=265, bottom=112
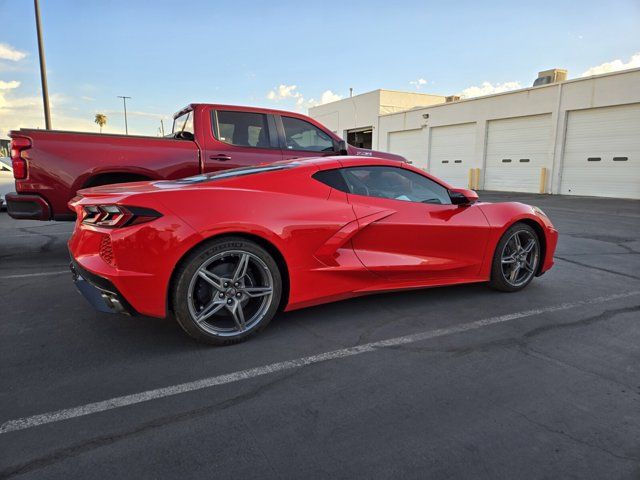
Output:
left=172, top=111, right=194, bottom=136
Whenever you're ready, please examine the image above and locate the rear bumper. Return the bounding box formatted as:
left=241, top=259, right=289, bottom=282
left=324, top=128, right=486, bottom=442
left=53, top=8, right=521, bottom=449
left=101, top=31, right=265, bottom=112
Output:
left=70, top=260, right=137, bottom=315
left=6, top=192, right=52, bottom=220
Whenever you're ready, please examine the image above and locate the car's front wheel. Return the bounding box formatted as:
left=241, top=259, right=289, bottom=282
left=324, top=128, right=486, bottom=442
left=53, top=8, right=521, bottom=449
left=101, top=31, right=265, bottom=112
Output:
left=489, top=223, right=541, bottom=292
left=172, top=237, right=282, bottom=345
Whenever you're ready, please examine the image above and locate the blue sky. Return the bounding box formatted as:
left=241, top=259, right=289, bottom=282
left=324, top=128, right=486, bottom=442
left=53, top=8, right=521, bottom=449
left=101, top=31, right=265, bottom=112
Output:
left=0, top=0, right=638, bottom=138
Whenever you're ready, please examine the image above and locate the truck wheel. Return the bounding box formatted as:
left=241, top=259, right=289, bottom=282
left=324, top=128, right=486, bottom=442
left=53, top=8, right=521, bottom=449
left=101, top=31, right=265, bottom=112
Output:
left=172, top=237, right=282, bottom=345
left=489, top=223, right=541, bottom=292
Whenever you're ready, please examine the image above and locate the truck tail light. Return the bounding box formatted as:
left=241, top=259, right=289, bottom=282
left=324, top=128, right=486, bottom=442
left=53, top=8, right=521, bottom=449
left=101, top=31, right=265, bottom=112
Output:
left=82, top=205, right=162, bottom=228
left=10, top=137, right=31, bottom=180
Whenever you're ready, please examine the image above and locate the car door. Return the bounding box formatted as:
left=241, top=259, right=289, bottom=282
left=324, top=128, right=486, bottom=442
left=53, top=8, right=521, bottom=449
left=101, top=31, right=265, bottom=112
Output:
left=341, top=165, right=490, bottom=282
left=276, top=115, right=339, bottom=160
left=203, top=109, right=283, bottom=172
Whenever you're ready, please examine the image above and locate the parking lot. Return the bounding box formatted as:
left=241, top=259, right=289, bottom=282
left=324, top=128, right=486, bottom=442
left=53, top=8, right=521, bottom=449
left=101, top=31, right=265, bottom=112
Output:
left=1, top=191, right=639, bottom=479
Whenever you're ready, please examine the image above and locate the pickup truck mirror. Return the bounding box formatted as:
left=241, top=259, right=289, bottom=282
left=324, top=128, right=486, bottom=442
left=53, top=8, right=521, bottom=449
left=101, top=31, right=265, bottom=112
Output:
left=175, top=131, right=194, bottom=141
left=335, top=140, right=348, bottom=156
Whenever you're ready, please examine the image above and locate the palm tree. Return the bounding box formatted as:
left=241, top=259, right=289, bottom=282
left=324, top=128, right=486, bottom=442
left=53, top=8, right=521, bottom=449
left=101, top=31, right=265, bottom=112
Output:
left=94, top=113, right=107, bottom=133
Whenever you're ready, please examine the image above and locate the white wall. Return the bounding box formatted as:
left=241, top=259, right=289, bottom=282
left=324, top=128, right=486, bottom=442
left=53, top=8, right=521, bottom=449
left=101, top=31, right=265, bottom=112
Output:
left=309, top=90, right=445, bottom=149
left=377, top=68, right=640, bottom=195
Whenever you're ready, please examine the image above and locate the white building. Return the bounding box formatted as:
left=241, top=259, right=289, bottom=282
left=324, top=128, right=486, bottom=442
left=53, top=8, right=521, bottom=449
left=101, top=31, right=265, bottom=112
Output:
left=310, top=89, right=446, bottom=150
left=309, top=68, right=640, bottom=199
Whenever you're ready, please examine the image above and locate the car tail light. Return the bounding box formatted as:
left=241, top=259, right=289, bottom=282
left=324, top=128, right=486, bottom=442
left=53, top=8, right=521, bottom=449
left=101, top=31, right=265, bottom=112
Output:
left=82, top=205, right=162, bottom=228
left=10, top=137, right=31, bottom=180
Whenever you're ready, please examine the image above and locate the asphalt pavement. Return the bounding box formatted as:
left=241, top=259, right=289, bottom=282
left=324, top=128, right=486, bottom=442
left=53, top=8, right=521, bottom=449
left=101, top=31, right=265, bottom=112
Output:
left=1, top=192, right=639, bottom=479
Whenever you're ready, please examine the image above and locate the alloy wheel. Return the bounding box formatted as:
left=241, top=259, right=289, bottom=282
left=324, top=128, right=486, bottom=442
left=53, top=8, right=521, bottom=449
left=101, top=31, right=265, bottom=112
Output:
left=187, top=250, right=274, bottom=337
left=500, top=230, right=539, bottom=287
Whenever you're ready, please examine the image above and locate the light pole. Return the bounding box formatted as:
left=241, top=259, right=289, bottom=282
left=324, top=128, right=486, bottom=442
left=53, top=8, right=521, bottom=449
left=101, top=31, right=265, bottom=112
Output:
left=117, top=96, right=131, bottom=134
left=34, top=0, right=51, bottom=129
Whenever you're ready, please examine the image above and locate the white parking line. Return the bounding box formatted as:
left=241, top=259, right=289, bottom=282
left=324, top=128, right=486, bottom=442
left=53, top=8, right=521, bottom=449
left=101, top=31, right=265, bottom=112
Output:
left=0, top=270, right=68, bottom=280
left=1, top=290, right=638, bottom=435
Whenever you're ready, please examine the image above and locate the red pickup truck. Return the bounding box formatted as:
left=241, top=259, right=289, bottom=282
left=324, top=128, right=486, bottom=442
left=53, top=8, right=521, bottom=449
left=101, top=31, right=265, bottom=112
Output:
left=7, top=104, right=404, bottom=220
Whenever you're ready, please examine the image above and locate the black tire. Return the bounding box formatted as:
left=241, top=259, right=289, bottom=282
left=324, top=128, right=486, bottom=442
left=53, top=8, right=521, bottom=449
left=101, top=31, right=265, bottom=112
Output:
left=172, top=237, right=282, bottom=345
left=489, top=223, right=541, bottom=292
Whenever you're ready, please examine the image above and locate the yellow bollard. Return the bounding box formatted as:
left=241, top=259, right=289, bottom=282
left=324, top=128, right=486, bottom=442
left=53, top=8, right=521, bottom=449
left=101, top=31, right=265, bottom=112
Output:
left=468, top=169, right=474, bottom=189
left=539, top=167, right=547, bottom=194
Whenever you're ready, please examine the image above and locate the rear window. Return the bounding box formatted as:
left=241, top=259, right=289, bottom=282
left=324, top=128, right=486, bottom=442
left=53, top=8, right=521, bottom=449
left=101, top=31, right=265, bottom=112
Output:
left=172, top=111, right=194, bottom=136
left=168, top=163, right=299, bottom=184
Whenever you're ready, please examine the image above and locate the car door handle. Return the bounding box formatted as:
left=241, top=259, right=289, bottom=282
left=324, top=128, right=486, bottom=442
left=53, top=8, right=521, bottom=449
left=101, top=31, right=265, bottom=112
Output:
left=210, top=154, right=231, bottom=161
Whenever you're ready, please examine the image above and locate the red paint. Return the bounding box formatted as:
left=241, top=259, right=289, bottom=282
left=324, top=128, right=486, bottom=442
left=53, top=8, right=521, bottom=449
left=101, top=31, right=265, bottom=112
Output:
left=7, top=104, right=404, bottom=221
left=68, top=156, right=558, bottom=318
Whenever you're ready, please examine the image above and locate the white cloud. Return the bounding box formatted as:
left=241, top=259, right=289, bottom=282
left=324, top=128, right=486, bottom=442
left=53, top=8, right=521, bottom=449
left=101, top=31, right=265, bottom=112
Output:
left=0, top=78, right=164, bottom=138
left=0, top=83, right=123, bottom=138
left=0, top=43, right=27, bottom=62
left=580, top=52, right=640, bottom=77
left=409, top=78, right=427, bottom=89
left=103, top=109, right=165, bottom=120
left=266, top=84, right=302, bottom=101
left=266, top=84, right=342, bottom=111
left=458, top=81, right=522, bottom=98
left=0, top=80, right=20, bottom=91
left=304, top=90, right=343, bottom=109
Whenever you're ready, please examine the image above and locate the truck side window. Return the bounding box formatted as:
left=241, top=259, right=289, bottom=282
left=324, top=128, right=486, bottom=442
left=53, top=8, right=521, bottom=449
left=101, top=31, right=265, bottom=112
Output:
left=281, top=116, right=334, bottom=152
left=215, top=111, right=273, bottom=149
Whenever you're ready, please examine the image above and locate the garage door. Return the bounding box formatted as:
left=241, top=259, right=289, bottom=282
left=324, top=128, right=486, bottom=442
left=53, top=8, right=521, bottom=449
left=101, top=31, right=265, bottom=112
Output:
left=561, top=104, right=640, bottom=199
left=429, top=123, right=476, bottom=188
left=484, top=114, right=552, bottom=193
left=388, top=129, right=426, bottom=168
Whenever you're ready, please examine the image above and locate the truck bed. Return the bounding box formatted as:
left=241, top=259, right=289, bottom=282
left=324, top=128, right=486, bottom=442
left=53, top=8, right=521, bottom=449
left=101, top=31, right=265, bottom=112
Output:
left=8, top=129, right=200, bottom=220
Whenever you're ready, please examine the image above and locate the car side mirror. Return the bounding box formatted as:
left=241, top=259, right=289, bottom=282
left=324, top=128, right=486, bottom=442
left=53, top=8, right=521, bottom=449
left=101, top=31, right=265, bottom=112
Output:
left=335, top=140, right=348, bottom=155
left=449, top=188, right=479, bottom=205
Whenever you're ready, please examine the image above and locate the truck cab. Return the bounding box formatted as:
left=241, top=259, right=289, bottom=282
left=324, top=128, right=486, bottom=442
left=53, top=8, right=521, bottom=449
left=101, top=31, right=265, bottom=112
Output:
left=174, top=104, right=403, bottom=172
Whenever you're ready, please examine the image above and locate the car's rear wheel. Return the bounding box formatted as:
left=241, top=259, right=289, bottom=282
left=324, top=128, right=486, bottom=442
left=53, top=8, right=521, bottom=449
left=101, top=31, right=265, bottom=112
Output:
left=172, top=237, right=282, bottom=345
left=489, top=223, right=540, bottom=292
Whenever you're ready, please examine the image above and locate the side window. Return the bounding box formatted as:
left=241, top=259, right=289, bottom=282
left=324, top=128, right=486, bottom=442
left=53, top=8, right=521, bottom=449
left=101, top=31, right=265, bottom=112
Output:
left=281, top=116, right=334, bottom=152
left=214, top=111, right=273, bottom=149
left=312, top=169, right=349, bottom=192
left=342, top=166, right=451, bottom=205
left=172, top=111, right=194, bottom=136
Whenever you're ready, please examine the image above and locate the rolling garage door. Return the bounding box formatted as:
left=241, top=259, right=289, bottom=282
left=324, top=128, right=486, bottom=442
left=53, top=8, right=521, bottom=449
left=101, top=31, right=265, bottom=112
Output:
left=561, top=104, right=640, bottom=199
left=388, top=129, right=426, bottom=168
left=484, top=114, right=552, bottom=193
left=429, top=123, right=476, bottom=188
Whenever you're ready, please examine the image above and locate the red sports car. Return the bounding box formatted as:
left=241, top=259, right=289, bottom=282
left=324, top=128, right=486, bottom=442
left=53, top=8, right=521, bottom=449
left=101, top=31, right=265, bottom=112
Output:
left=68, top=156, right=558, bottom=345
